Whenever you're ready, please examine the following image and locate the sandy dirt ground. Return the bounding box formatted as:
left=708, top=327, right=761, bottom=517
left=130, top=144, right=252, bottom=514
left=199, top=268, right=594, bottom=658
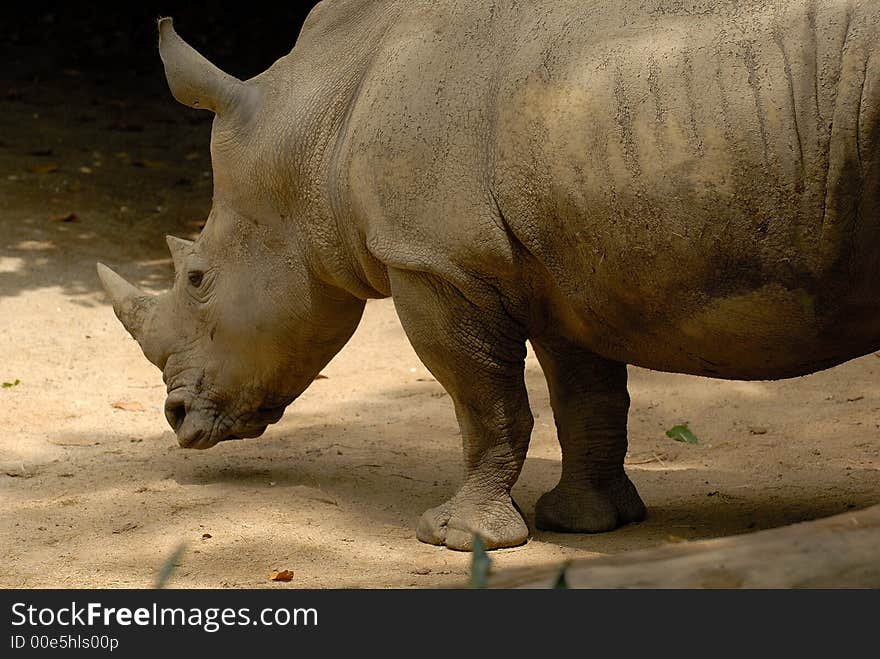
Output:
left=1, top=51, right=878, bottom=589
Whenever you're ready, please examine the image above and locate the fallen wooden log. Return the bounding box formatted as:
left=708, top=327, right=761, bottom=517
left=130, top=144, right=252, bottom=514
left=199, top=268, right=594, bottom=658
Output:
left=489, top=503, right=880, bottom=588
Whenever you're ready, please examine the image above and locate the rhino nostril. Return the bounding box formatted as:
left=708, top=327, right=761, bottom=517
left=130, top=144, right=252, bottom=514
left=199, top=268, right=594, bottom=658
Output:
left=165, top=403, right=187, bottom=432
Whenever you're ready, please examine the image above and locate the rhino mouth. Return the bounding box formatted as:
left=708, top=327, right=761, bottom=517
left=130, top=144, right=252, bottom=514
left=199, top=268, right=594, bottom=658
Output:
left=164, top=395, right=290, bottom=450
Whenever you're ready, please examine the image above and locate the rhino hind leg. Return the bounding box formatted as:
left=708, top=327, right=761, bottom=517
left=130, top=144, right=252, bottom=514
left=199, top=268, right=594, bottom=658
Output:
left=532, top=338, right=646, bottom=533
left=390, top=269, right=533, bottom=551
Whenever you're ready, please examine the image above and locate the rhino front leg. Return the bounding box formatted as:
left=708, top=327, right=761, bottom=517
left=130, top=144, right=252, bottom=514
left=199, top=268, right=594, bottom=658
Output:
left=532, top=338, right=646, bottom=533
left=390, top=270, right=532, bottom=550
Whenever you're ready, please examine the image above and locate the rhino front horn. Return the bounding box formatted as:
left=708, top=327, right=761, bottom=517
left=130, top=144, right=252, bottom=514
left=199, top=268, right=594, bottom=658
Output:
left=157, top=17, right=258, bottom=118
left=96, top=263, right=157, bottom=344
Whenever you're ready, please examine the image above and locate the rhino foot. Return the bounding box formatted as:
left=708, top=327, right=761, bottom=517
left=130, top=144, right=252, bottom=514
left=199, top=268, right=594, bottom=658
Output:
left=535, top=474, right=646, bottom=533
left=416, top=493, right=530, bottom=551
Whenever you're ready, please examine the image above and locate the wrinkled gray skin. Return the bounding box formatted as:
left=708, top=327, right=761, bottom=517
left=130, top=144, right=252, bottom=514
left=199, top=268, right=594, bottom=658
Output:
left=99, top=0, right=880, bottom=550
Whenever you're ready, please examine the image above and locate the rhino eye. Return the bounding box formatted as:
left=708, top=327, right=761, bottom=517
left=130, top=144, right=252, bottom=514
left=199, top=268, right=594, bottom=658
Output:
left=187, top=270, right=204, bottom=287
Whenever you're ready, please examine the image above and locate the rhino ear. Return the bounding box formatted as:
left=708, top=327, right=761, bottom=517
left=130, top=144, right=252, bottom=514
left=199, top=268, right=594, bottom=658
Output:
left=157, top=17, right=257, bottom=118
left=166, top=235, right=194, bottom=273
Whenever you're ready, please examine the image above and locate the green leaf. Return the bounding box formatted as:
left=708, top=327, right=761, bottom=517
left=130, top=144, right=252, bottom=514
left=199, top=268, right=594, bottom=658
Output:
left=469, top=534, right=492, bottom=589
left=666, top=424, right=699, bottom=444
left=154, top=543, right=187, bottom=589
left=2, top=379, right=20, bottom=388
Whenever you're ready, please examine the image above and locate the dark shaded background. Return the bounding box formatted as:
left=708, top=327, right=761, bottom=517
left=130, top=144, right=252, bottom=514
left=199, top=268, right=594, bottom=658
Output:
left=1, top=2, right=321, bottom=90
left=0, top=2, right=322, bottom=298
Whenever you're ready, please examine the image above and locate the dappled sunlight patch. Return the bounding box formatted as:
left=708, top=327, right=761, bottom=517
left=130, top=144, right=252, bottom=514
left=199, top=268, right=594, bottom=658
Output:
left=524, top=437, right=562, bottom=462
left=0, top=440, right=72, bottom=470
left=12, top=239, right=56, bottom=251
left=725, top=381, right=773, bottom=398
left=625, top=457, right=701, bottom=472
left=0, top=256, right=25, bottom=273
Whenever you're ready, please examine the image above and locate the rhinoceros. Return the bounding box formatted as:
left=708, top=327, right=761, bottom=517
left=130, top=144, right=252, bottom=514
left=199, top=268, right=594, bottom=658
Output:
left=97, top=0, right=879, bottom=550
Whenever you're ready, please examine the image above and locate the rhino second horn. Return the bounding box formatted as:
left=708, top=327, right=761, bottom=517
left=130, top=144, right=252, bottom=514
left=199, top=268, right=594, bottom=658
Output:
left=96, top=263, right=157, bottom=343
left=166, top=235, right=194, bottom=273
left=158, top=17, right=252, bottom=116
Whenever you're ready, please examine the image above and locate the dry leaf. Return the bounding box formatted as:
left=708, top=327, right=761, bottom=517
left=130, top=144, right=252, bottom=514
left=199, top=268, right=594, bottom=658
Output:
left=4, top=469, right=34, bottom=479
left=270, top=570, right=294, bottom=582
left=314, top=374, right=328, bottom=380
left=50, top=212, right=78, bottom=223
left=48, top=435, right=99, bottom=447
left=112, top=522, right=139, bottom=534
left=111, top=401, right=146, bottom=412
left=30, top=163, right=60, bottom=174
left=625, top=453, right=668, bottom=465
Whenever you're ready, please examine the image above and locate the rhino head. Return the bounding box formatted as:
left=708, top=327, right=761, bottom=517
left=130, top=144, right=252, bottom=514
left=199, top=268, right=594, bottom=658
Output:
left=98, top=19, right=364, bottom=449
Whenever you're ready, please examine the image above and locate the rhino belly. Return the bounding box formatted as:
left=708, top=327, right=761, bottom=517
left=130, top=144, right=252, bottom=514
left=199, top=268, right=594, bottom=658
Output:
left=608, top=284, right=880, bottom=380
